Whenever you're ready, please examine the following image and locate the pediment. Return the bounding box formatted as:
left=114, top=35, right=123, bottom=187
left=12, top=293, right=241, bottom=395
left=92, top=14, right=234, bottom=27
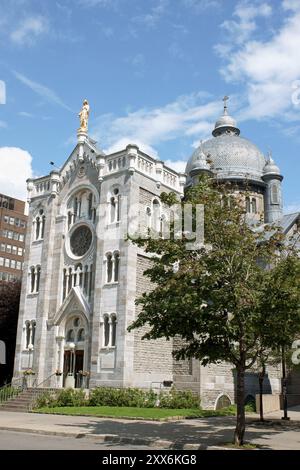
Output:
left=53, top=286, right=91, bottom=326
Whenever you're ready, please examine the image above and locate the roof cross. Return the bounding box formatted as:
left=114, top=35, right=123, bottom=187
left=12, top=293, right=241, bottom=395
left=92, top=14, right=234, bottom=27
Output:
left=223, top=95, right=229, bottom=114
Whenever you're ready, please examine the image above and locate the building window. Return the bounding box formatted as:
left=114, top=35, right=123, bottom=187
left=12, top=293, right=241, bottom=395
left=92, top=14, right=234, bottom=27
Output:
left=106, top=254, right=113, bottom=283
left=66, top=329, right=75, bottom=342
left=245, top=196, right=251, bottom=213
left=111, top=315, right=117, bottom=347
left=103, top=313, right=117, bottom=348
left=251, top=198, right=257, bottom=214
left=62, top=263, right=93, bottom=301
left=104, top=315, right=110, bottom=347
left=152, top=199, right=161, bottom=232
left=24, top=320, right=36, bottom=349
left=29, top=266, right=41, bottom=293
left=114, top=252, right=119, bottom=282
left=34, top=210, right=45, bottom=240
left=271, top=184, right=279, bottom=204
left=109, top=188, right=121, bottom=223
left=77, top=328, right=85, bottom=342
left=105, top=252, right=120, bottom=284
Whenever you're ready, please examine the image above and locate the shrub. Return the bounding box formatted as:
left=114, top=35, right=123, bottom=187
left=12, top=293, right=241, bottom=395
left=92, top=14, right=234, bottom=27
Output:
left=158, top=387, right=200, bottom=409
left=35, top=391, right=57, bottom=408
left=89, top=387, right=158, bottom=408
left=55, top=388, right=87, bottom=407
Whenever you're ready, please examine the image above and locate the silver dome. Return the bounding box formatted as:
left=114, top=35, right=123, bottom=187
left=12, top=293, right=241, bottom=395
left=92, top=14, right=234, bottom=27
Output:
left=263, top=156, right=281, bottom=176
left=186, top=134, right=267, bottom=183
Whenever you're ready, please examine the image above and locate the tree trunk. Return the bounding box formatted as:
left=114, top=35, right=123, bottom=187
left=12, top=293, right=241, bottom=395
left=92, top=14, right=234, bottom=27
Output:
left=259, top=364, right=265, bottom=422
left=259, top=376, right=264, bottom=421
left=234, top=365, right=246, bottom=446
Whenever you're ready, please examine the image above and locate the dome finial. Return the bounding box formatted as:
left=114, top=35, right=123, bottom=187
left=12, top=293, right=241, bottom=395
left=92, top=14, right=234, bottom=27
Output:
left=223, top=95, right=229, bottom=115
left=212, top=95, right=240, bottom=137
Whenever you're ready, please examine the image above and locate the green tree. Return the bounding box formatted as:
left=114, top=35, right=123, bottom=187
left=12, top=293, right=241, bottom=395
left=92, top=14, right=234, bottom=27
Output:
left=128, top=176, right=300, bottom=445
left=0, top=280, right=21, bottom=386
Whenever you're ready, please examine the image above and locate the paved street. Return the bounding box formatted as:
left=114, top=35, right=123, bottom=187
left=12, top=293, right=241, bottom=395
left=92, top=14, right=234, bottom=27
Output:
left=0, top=410, right=300, bottom=449
left=0, top=430, right=152, bottom=450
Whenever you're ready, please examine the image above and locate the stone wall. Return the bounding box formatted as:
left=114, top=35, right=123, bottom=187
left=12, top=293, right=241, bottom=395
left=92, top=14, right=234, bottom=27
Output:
left=133, top=255, right=173, bottom=379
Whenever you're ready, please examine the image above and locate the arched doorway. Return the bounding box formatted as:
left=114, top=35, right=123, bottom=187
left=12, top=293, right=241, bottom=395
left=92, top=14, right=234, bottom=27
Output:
left=64, top=315, right=88, bottom=388
left=215, top=394, right=232, bottom=410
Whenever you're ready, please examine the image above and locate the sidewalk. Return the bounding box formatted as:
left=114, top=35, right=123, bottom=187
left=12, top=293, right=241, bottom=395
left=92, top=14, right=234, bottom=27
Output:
left=0, top=410, right=300, bottom=449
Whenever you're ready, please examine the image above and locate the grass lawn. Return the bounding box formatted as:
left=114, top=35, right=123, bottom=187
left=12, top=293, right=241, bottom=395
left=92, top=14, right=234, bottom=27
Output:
left=34, top=405, right=236, bottom=421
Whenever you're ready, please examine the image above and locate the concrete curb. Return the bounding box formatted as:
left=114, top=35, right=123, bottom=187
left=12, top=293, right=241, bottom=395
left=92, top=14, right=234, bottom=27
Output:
left=0, top=426, right=204, bottom=450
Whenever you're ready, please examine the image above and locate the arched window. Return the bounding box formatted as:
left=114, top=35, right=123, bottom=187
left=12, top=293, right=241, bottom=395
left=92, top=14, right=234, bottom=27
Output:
left=245, top=196, right=251, bottom=213
left=111, top=315, right=117, bottom=347
left=66, top=329, right=75, bottom=342
left=34, top=210, right=45, bottom=240
left=271, top=184, right=279, bottom=204
left=30, top=267, right=35, bottom=293
left=63, top=269, right=67, bottom=300
left=25, top=321, right=31, bottom=349
left=88, top=193, right=93, bottom=220
left=251, top=198, right=257, bottom=214
left=106, top=254, right=113, bottom=283
left=41, top=215, right=46, bottom=238
left=152, top=199, right=161, bottom=232
left=35, top=217, right=40, bottom=240
left=36, top=266, right=41, bottom=292
left=110, top=188, right=121, bottom=223
left=77, top=328, right=85, bottom=342
left=146, top=207, right=151, bottom=230
left=114, top=252, right=120, bottom=282
left=104, top=316, right=110, bottom=347
left=24, top=320, right=36, bottom=349
left=31, top=321, right=36, bottom=346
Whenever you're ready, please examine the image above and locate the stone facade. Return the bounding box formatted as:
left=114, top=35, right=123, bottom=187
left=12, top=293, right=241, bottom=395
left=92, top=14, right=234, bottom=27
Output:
left=13, top=105, right=299, bottom=409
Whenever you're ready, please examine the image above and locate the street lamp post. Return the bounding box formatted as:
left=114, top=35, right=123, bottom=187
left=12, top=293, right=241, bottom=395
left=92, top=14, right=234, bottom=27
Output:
left=64, top=342, right=76, bottom=389
left=281, top=345, right=290, bottom=421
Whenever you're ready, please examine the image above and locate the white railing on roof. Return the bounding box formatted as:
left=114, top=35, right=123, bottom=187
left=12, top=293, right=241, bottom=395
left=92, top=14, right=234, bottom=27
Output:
left=106, top=155, right=128, bottom=173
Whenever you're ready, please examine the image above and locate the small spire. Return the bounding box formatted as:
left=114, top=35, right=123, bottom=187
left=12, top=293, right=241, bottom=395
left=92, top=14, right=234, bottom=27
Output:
left=223, top=95, right=229, bottom=115
left=267, top=148, right=274, bottom=163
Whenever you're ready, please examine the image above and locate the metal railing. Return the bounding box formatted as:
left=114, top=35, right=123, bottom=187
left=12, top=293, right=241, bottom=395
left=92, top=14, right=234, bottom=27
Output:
left=0, top=377, right=26, bottom=405
left=28, top=373, right=58, bottom=411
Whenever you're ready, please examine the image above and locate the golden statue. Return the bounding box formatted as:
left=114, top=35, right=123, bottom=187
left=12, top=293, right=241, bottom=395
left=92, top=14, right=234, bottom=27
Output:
left=78, top=99, right=90, bottom=133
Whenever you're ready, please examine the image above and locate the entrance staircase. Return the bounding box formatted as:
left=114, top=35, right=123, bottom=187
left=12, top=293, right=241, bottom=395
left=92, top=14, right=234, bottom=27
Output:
left=0, top=388, right=40, bottom=412
left=0, top=374, right=57, bottom=413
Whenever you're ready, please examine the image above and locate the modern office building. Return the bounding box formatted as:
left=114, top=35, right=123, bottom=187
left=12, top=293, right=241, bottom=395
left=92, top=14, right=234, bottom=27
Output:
left=0, top=194, right=27, bottom=281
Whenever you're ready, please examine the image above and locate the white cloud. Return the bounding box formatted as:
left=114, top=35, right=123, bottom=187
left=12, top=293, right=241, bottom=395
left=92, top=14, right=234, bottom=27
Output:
left=132, top=0, right=168, bottom=29
left=10, top=16, right=49, bottom=46
left=13, top=71, right=72, bottom=112
left=105, top=137, right=159, bottom=158
left=18, top=111, right=34, bottom=118
left=0, top=80, right=6, bottom=104
left=218, top=1, right=272, bottom=47
left=90, top=93, right=220, bottom=157
left=164, top=159, right=187, bottom=173
left=216, top=1, right=300, bottom=121
left=0, top=147, right=33, bottom=200
left=182, top=0, right=221, bottom=12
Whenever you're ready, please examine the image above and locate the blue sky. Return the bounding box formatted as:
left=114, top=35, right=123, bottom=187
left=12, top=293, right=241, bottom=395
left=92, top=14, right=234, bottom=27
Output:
left=0, top=0, right=299, bottom=212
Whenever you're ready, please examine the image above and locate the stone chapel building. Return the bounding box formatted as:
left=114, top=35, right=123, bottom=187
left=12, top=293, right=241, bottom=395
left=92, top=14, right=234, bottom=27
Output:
left=13, top=100, right=300, bottom=409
